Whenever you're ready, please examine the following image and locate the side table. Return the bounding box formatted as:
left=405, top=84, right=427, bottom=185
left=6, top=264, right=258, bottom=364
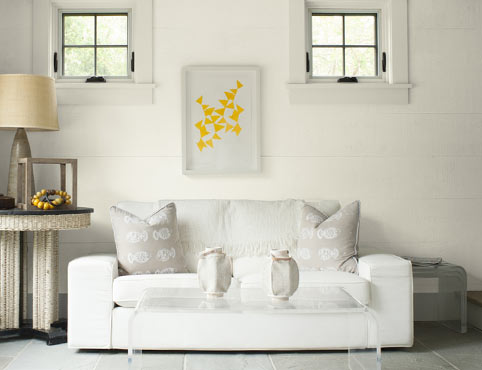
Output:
left=0, top=207, right=93, bottom=344
left=412, top=262, right=467, bottom=333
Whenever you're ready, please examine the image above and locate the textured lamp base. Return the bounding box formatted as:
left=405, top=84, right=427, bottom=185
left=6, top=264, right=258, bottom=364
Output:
left=5, top=128, right=31, bottom=328
left=7, top=128, right=32, bottom=199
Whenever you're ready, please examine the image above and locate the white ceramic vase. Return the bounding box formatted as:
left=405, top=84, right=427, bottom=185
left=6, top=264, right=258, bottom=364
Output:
left=265, top=249, right=299, bottom=301
left=197, top=247, right=232, bottom=298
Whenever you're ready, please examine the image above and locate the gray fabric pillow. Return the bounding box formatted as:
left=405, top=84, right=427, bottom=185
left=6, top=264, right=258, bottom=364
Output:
left=110, top=203, right=188, bottom=275
left=296, top=201, right=360, bottom=273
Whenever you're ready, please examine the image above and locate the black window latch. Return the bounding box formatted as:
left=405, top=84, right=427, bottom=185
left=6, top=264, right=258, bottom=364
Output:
left=86, top=76, right=106, bottom=83
left=53, top=52, right=58, bottom=73
left=306, top=52, right=310, bottom=73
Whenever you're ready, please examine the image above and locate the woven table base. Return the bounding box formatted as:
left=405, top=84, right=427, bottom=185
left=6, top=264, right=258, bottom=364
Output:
left=0, top=231, right=20, bottom=329
left=0, top=209, right=92, bottom=343
left=33, top=230, right=59, bottom=331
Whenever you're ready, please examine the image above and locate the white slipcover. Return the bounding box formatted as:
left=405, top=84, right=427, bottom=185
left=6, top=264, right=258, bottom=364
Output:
left=68, top=199, right=413, bottom=350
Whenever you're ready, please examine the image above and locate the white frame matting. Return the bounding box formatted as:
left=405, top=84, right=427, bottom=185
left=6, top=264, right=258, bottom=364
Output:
left=182, top=66, right=261, bottom=175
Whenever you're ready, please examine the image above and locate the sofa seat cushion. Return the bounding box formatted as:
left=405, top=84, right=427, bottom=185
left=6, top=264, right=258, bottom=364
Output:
left=114, top=273, right=198, bottom=307
left=238, top=271, right=370, bottom=305
left=113, top=273, right=240, bottom=307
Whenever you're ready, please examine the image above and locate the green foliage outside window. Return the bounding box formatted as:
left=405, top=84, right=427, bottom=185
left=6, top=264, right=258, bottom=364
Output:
left=62, top=14, right=128, bottom=77
left=312, top=14, right=378, bottom=77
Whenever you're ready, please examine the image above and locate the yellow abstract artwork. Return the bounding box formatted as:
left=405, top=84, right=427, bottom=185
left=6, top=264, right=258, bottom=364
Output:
left=194, top=80, right=244, bottom=152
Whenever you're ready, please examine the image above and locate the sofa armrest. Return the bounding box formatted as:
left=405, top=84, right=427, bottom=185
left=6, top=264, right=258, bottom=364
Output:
left=358, top=254, right=413, bottom=347
left=68, top=254, right=118, bottom=349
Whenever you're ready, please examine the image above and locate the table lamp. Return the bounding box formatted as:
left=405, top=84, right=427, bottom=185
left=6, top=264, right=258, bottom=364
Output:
left=0, top=74, right=59, bottom=199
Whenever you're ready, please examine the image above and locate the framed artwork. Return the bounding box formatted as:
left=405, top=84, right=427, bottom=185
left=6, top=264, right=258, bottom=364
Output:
left=182, top=66, right=260, bottom=174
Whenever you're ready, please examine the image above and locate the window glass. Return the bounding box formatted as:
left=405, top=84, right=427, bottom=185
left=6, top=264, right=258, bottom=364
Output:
left=64, top=15, right=94, bottom=45
left=311, top=13, right=378, bottom=77
left=62, top=13, right=129, bottom=77
left=345, top=47, right=376, bottom=76
left=64, top=47, right=95, bottom=76
left=312, top=15, right=343, bottom=45
left=312, top=48, right=343, bottom=77
left=345, top=16, right=376, bottom=45
left=97, top=47, right=128, bottom=76
left=96, top=15, right=128, bottom=45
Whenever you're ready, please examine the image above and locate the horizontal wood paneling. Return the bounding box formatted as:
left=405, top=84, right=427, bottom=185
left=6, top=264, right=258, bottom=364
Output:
left=1, top=0, right=482, bottom=292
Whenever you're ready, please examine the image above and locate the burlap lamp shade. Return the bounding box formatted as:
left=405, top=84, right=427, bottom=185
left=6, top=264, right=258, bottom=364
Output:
left=0, top=74, right=59, bottom=199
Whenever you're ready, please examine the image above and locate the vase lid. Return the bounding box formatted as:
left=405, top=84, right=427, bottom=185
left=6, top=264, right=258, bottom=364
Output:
left=270, top=249, right=291, bottom=260
left=199, top=246, right=224, bottom=257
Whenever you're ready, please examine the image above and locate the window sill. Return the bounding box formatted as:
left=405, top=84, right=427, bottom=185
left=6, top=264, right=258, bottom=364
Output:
left=55, top=82, right=155, bottom=105
left=287, top=82, right=412, bottom=104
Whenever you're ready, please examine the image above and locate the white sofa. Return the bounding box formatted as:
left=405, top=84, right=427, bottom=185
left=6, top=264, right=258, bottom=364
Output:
left=68, top=199, right=413, bottom=350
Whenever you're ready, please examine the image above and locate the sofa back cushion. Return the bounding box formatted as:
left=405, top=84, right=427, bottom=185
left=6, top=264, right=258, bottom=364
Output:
left=116, top=199, right=341, bottom=272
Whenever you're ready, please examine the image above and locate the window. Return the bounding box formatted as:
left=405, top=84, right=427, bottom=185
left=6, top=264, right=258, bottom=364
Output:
left=288, top=0, right=411, bottom=104
left=60, top=12, right=131, bottom=79
left=310, top=12, right=379, bottom=78
left=33, top=0, right=154, bottom=105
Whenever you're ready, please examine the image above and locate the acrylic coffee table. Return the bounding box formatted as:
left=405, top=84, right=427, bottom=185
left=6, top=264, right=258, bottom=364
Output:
left=128, top=287, right=381, bottom=370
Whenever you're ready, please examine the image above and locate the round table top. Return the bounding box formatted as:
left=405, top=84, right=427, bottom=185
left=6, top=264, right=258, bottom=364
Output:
left=0, top=207, right=94, bottom=231
left=0, top=207, right=94, bottom=216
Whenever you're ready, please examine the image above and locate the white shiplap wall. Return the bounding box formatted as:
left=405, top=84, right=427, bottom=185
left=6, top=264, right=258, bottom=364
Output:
left=1, top=0, right=482, bottom=293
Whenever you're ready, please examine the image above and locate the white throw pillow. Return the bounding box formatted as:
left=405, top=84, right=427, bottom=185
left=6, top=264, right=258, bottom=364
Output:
left=110, top=203, right=188, bottom=275
left=296, top=201, right=360, bottom=273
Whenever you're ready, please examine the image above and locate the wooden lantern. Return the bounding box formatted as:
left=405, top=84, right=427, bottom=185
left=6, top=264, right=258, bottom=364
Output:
left=16, top=158, right=77, bottom=210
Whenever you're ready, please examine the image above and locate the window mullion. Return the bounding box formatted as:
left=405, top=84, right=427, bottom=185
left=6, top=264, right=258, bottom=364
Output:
left=94, top=14, right=97, bottom=76
left=62, top=14, right=65, bottom=77
left=375, top=13, right=379, bottom=75
left=342, top=15, right=345, bottom=76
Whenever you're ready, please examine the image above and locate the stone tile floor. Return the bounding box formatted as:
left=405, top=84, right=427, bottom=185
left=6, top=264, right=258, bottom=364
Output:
left=0, top=322, right=481, bottom=370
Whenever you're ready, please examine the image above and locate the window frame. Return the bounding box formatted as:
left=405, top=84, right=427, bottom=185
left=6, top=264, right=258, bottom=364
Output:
left=58, top=9, right=133, bottom=81
left=33, top=0, right=154, bottom=105
left=308, top=10, right=381, bottom=80
left=288, top=0, right=411, bottom=104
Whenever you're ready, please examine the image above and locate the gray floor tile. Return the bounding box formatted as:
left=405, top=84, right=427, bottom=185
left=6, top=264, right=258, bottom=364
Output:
left=421, top=329, right=482, bottom=354
left=5, top=340, right=99, bottom=370
left=380, top=340, right=455, bottom=369
left=416, top=323, right=482, bottom=354
left=1, top=323, right=480, bottom=369
left=0, top=357, right=13, bottom=370
left=185, top=353, right=274, bottom=370
left=430, top=354, right=482, bottom=370
left=95, top=351, right=184, bottom=370
left=270, top=351, right=348, bottom=370
left=381, top=347, right=455, bottom=370
left=416, top=324, right=482, bottom=368
left=271, top=342, right=456, bottom=370
left=0, top=339, right=31, bottom=357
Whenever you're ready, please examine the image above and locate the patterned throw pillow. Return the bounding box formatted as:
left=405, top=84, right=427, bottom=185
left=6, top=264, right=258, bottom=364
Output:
left=110, top=203, right=188, bottom=275
left=296, top=201, right=360, bottom=273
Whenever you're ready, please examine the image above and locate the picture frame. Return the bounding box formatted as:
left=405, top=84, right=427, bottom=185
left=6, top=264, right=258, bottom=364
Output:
left=182, top=66, right=261, bottom=174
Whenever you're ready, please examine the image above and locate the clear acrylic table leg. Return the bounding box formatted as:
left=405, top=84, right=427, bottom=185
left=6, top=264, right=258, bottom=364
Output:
left=348, top=348, right=381, bottom=370
left=128, top=309, right=142, bottom=370
left=348, top=309, right=381, bottom=370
